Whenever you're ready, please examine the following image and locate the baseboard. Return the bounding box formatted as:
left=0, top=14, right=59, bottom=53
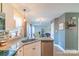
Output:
left=65, top=50, right=79, bottom=53
left=54, top=44, right=79, bottom=53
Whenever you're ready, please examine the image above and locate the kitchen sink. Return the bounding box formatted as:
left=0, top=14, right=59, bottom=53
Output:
left=21, top=39, right=36, bottom=43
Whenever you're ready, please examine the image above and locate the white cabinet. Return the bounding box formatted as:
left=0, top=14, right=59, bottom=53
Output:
left=16, top=40, right=53, bottom=56
left=23, top=41, right=41, bottom=56
left=16, top=47, right=24, bottom=56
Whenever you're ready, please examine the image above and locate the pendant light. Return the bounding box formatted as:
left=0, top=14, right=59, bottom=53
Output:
left=23, top=9, right=26, bottom=22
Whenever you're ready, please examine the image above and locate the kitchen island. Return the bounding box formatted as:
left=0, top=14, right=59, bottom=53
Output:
left=0, top=37, right=53, bottom=56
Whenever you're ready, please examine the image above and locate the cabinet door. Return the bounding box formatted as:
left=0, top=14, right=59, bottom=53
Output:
left=32, top=41, right=41, bottom=56
left=24, top=41, right=41, bottom=56
left=23, top=43, right=34, bottom=56
left=16, top=47, right=24, bottom=56
left=41, top=41, right=53, bottom=56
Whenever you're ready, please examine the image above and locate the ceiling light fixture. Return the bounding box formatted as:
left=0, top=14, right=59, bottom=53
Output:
left=23, top=9, right=26, bottom=22
left=35, top=17, right=46, bottom=26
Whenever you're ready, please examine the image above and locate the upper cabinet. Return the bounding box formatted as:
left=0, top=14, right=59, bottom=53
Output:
left=0, top=13, right=5, bottom=30
left=0, top=4, right=5, bottom=30
left=3, top=4, right=15, bottom=31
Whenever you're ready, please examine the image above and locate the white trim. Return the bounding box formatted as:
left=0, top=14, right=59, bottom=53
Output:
left=65, top=50, right=79, bottom=52
left=54, top=44, right=79, bottom=53
left=54, top=44, right=65, bottom=52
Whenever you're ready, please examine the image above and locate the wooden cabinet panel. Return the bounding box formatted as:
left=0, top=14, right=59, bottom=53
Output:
left=41, top=41, right=53, bottom=56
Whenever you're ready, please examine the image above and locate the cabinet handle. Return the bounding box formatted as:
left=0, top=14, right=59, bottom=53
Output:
left=32, top=47, right=35, bottom=50
left=19, top=50, right=22, bottom=52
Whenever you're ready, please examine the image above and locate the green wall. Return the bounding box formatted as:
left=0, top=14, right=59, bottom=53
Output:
left=65, top=13, right=79, bottom=50
left=54, top=14, right=65, bottom=49
left=54, top=13, right=79, bottom=50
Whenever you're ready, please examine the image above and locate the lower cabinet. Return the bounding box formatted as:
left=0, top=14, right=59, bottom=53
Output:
left=16, top=40, right=53, bottom=56
left=23, top=41, right=41, bottom=56
left=16, top=47, right=24, bottom=56
left=41, top=41, right=53, bottom=56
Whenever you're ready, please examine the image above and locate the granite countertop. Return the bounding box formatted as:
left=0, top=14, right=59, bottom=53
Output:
left=0, top=37, right=24, bottom=56
left=0, top=37, right=53, bottom=56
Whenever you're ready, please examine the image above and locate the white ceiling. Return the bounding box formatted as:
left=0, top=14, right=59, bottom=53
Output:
left=13, top=3, right=79, bottom=26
